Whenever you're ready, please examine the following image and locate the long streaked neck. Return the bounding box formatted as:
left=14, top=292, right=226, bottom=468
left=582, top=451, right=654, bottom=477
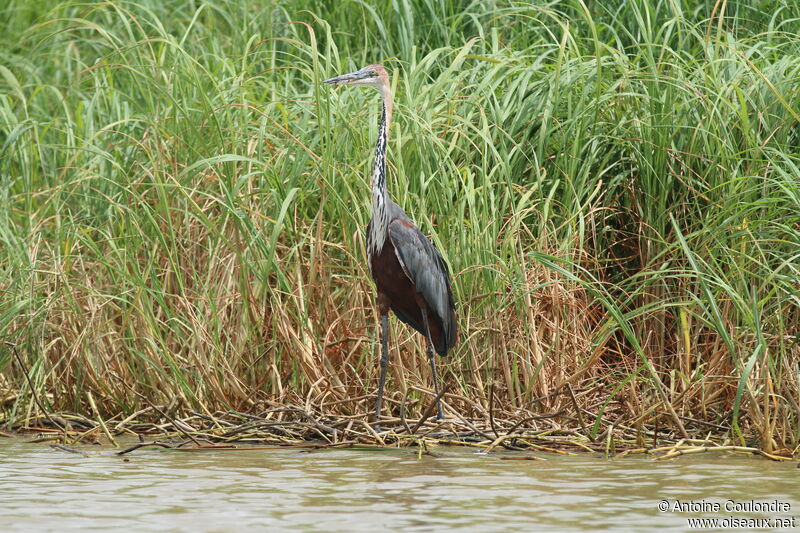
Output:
left=368, top=87, right=393, bottom=255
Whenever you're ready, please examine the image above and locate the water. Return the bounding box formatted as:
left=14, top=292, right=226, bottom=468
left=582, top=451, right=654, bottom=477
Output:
left=1, top=436, right=797, bottom=532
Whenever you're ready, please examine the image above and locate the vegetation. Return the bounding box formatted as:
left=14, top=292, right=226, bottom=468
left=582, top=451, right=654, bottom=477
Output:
left=1, top=0, right=798, bottom=453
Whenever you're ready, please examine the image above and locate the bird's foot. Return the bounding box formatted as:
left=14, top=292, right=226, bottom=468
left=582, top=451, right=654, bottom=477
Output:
left=371, top=417, right=386, bottom=434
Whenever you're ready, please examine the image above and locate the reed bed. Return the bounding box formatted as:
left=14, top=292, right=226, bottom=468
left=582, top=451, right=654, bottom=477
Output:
left=10, top=397, right=795, bottom=462
left=1, top=0, right=799, bottom=457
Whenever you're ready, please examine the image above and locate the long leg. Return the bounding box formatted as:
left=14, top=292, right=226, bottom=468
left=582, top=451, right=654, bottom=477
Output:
left=420, top=307, right=444, bottom=420
left=374, top=311, right=389, bottom=424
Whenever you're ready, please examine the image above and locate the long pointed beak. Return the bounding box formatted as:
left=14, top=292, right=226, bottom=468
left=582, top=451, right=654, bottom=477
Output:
left=324, top=69, right=370, bottom=86
left=325, top=67, right=377, bottom=86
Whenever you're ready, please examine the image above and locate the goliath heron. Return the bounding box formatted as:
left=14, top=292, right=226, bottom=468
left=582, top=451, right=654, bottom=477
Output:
left=324, top=64, right=457, bottom=422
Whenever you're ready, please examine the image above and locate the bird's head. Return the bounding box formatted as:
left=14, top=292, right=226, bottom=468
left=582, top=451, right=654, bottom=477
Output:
left=324, top=64, right=390, bottom=93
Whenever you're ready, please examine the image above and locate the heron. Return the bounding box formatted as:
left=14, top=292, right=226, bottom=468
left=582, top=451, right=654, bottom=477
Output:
left=324, top=64, right=457, bottom=422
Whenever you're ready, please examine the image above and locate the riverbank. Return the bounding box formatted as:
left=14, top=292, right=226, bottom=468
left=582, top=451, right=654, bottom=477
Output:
left=1, top=1, right=798, bottom=455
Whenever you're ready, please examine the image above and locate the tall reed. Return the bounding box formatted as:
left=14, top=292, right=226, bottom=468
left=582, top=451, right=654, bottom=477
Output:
left=1, top=0, right=798, bottom=450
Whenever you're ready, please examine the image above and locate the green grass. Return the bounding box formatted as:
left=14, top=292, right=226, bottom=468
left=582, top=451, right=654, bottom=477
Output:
left=1, top=0, right=798, bottom=451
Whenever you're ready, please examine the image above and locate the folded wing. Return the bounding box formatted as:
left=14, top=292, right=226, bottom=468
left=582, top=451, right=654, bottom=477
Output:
left=387, top=218, right=457, bottom=355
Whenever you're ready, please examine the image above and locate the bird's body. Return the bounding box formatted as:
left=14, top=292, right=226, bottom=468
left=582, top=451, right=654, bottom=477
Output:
left=325, top=64, right=457, bottom=421
left=368, top=204, right=457, bottom=356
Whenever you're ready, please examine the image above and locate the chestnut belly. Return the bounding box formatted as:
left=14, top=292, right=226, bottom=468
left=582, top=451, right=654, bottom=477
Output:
left=370, top=239, right=447, bottom=355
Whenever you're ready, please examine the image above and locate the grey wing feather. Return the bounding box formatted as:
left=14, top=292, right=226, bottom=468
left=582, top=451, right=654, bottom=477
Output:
left=387, top=218, right=457, bottom=353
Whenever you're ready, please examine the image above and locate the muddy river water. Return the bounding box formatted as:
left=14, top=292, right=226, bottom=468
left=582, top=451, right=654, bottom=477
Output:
left=1, top=436, right=797, bottom=531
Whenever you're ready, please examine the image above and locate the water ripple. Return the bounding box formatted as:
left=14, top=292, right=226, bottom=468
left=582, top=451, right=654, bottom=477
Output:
left=0, top=438, right=797, bottom=532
